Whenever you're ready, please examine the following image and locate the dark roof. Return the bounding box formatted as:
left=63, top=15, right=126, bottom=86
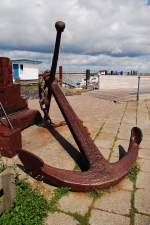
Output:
left=12, top=59, right=42, bottom=64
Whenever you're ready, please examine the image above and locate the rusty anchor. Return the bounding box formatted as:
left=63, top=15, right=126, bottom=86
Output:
left=19, top=21, right=143, bottom=191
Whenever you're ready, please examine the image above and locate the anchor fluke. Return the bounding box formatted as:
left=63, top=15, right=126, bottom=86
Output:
left=131, top=127, right=143, bottom=145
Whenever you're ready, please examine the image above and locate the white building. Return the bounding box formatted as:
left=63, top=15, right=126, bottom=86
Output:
left=12, top=59, right=42, bottom=80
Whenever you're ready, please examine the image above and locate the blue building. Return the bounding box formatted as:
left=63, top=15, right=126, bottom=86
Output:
left=12, top=59, right=42, bottom=80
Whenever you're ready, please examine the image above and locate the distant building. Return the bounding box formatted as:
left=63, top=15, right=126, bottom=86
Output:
left=12, top=59, right=42, bottom=80
left=98, top=70, right=108, bottom=75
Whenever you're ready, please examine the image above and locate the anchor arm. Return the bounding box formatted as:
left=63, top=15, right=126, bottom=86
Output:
left=19, top=126, right=142, bottom=191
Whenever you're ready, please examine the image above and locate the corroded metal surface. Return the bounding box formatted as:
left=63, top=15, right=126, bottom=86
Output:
left=39, top=21, right=65, bottom=122
left=19, top=21, right=143, bottom=191
left=0, top=57, right=42, bottom=157
left=0, top=57, right=27, bottom=113
left=0, top=122, right=21, bottom=157
left=1, top=109, right=42, bottom=130
left=19, top=123, right=142, bottom=191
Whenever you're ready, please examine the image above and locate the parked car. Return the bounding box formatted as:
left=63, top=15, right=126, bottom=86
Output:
left=76, top=78, right=86, bottom=87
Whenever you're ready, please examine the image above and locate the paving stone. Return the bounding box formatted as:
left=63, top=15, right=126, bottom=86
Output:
left=93, top=143, right=110, bottom=159
left=59, top=192, right=92, bottom=214
left=135, top=214, right=150, bottom=225
left=136, top=171, right=150, bottom=189
left=112, top=176, right=133, bottom=192
left=89, top=209, right=130, bottom=225
left=94, top=136, right=113, bottom=150
left=142, top=135, right=150, bottom=143
left=138, top=119, right=150, bottom=128
left=139, top=147, right=150, bottom=160
left=22, top=126, right=75, bottom=170
left=124, top=117, right=137, bottom=123
left=94, top=190, right=131, bottom=215
left=140, top=140, right=150, bottom=150
left=140, top=126, right=150, bottom=137
left=118, top=128, right=132, bottom=140
left=44, top=212, right=77, bottom=225
left=138, top=158, right=150, bottom=173
left=100, top=125, right=119, bottom=136
left=18, top=97, right=150, bottom=224
left=135, top=189, right=150, bottom=214
left=111, top=139, right=130, bottom=161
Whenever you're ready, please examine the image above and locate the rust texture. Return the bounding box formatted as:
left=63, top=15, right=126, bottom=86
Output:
left=0, top=57, right=27, bottom=113
left=0, top=57, right=42, bottom=157
left=19, top=21, right=143, bottom=191
left=0, top=122, right=21, bottom=157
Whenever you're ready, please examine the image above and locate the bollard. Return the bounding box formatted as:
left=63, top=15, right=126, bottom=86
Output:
left=86, top=69, right=90, bottom=89
left=137, top=76, right=140, bottom=101
left=98, top=74, right=100, bottom=90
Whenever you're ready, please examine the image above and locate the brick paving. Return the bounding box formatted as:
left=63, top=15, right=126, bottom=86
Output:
left=2, top=91, right=150, bottom=225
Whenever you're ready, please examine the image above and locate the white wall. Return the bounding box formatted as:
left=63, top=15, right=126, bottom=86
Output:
left=19, top=63, right=39, bottom=80
left=98, top=75, right=140, bottom=90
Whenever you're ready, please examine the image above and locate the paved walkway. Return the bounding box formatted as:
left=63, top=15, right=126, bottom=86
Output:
left=3, top=92, right=150, bottom=225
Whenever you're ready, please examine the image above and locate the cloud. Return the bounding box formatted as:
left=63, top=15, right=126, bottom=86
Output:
left=0, top=0, right=150, bottom=71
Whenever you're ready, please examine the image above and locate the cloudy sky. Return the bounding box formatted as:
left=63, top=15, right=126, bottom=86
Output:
left=0, top=0, right=150, bottom=72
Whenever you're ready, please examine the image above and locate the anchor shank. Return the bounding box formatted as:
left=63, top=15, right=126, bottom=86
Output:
left=51, top=80, right=106, bottom=166
left=47, top=21, right=65, bottom=115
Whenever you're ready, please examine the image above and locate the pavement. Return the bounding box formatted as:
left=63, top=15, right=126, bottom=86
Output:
left=2, top=90, right=150, bottom=225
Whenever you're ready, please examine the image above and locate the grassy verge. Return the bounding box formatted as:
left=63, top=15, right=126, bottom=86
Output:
left=128, top=165, right=140, bottom=225
left=0, top=163, right=6, bottom=173
left=48, top=187, right=70, bottom=213
left=0, top=179, right=49, bottom=225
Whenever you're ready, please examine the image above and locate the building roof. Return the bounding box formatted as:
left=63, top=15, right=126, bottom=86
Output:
left=12, top=59, right=42, bottom=64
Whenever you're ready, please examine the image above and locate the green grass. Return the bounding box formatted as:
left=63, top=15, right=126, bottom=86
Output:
left=88, top=188, right=111, bottom=200
left=48, top=187, right=70, bottom=213
left=0, top=163, right=6, bottom=173
left=73, top=163, right=80, bottom=171
left=93, top=122, right=105, bottom=141
left=0, top=179, right=49, bottom=225
left=108, top=134, right=118, bottom=161
left=67, top=211, right=90, bottom=225
left=128, top=165, right=140, bottom=183
left=130, top=186, right=138, bottom=225
left=128, top=164, right=140, bottom=225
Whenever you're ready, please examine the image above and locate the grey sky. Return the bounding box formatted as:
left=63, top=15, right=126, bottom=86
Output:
left=0, top=0, right=150, bottom=72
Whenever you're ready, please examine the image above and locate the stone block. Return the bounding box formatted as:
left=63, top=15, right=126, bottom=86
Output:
left=59, top=192, right=92, bottom=214
left=90, top=209, right=130, bottom=225
left=45, top=212, right=76, bottom=225
left=135, top=189, right=150, bottom=214
left=135, top=214, right=150, bottom=225
left=94, top=190, right=131, bottom=215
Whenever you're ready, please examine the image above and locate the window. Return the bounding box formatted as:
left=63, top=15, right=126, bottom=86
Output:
left=20, top=64, right=23, bottom=70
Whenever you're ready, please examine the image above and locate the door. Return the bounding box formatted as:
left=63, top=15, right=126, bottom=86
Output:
left=13, top=64, right=19, bottom=79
